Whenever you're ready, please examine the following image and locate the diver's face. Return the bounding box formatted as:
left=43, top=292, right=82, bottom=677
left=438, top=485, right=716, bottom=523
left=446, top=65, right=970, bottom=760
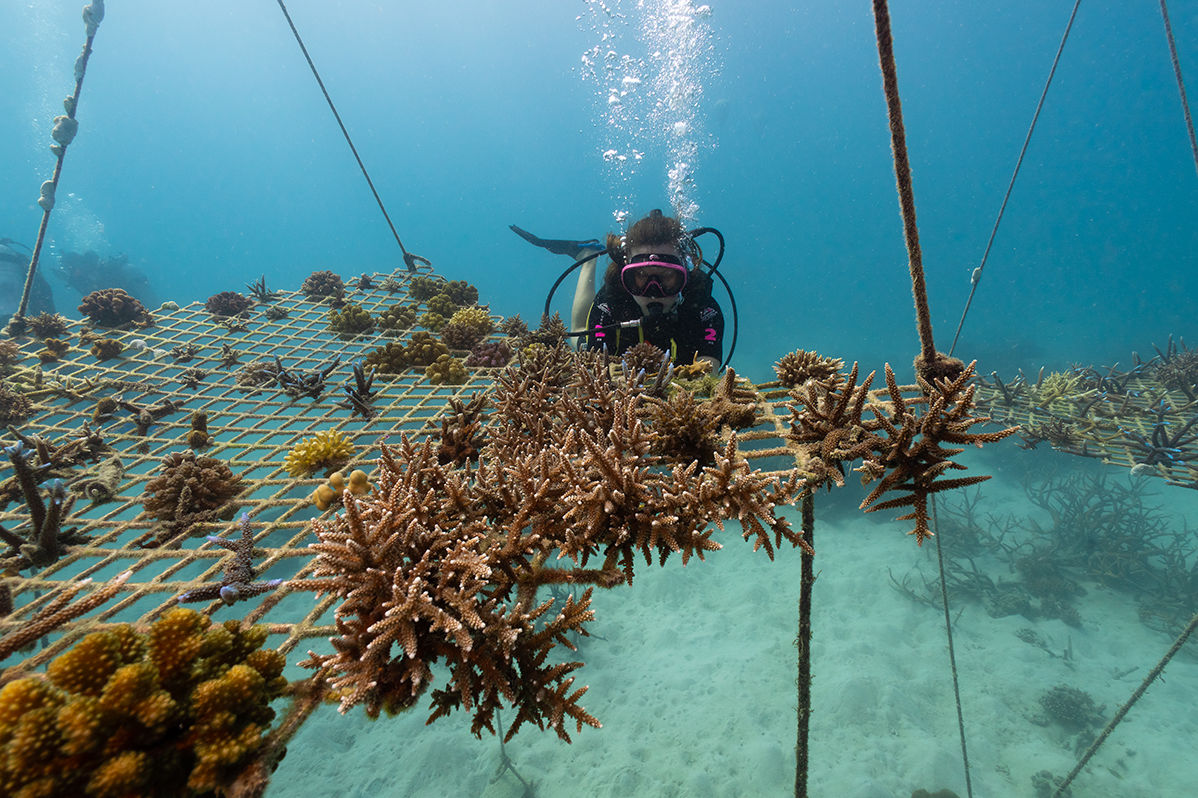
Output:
left=627, top=244, right=683, bottom=314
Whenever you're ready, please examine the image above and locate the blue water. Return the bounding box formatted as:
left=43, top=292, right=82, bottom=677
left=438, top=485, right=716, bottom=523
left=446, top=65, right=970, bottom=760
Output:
left=2, top=2, right=1197, bottom=795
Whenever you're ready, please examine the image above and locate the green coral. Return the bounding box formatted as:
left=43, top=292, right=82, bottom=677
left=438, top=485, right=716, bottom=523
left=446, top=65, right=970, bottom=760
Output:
left=405, top=332, right=449, bottom=368
left=0, top=608, right=286, bottom=797
left=363, top=342, right=409, bottom=375
left=326, top=302, right=373, bottom=336
left=418, top=311, right=446, bottom=332
left=424, top=293, right=458, bottom=318
left=441, top=280, right=479, bottom=307
left=408, top=276, right=441, bottom=301
left=376, top=303, right=417, bottom=334
left=440, top=306, right=493, bottom=351
left=425, top=353, right=468, bottom=385
left=1029, top=371, right=1095, bottom=412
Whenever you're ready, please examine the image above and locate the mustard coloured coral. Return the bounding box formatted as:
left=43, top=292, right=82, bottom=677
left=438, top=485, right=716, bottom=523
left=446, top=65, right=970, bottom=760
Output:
left=0, top=609, right=287, bottom=797
left=283, top=429, right=354, bottom=478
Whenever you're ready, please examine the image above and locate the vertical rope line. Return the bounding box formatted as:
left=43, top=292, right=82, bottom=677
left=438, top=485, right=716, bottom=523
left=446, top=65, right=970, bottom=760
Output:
left=794, top=490, right=815, bottom=798
left=1052, top=611, right=1198, bottom=797
left=947, top=0, right=1083, bottom=357
left=274, top=0, right=425, bottom=270
left=931, top=497, right=973, bottom=798
left=14, top=31, right=97, bottom=323
left=1158, top=0, right=1198, bottom=176
left=871, top=0, right=935, bottom=364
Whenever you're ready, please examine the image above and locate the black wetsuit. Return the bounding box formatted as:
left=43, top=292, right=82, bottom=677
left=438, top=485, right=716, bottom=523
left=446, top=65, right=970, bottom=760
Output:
left=583, top=272, right=724, bottom=366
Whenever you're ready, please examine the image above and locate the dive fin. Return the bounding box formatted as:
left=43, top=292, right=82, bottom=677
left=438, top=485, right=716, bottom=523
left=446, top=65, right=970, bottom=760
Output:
left=510, top=225, right=604, bottom=260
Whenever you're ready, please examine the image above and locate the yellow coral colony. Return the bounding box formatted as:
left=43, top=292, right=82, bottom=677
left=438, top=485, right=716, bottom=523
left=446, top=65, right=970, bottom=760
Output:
left=0, top=608, right=286, bottom=797
left=283, top=430, right=354, bottom=478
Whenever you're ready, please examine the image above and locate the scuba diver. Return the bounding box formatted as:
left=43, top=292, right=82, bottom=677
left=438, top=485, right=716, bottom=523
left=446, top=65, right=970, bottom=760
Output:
left=512, top=209, right=730, bottom=371
left=0, top=238, right=55, bottom=321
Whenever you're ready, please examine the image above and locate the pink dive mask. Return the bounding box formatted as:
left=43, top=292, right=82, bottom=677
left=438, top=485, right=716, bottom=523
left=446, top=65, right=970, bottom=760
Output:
left=620, top=253, right=689, bottom=298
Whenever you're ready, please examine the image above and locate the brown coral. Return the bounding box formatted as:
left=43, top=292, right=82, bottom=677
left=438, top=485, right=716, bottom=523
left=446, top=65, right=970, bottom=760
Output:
left=77, top=288, right=152, bottom=327
left=300, top=270, right=344, bottom=300
left=26, top=312, right=70, bottom=338
left=376, top=303, right=417, bottom=334
left=440, top=306, right=493, bottom=351
left=204, top=291, right=254, bottom=317
left=89, top=338, right=124, bottom=360
left=405, top=332, right=449, bottom=368
left=0, top=382, right=33, bottom=428
left=141, top=450, right=245, bottom=546
left=37, top=338, right=69, bottom=364
left=294, top=349, right=808, bottom=741
left=424, top=353, right=468, bottom=385
left=774, top=349, right=846, bottom=389
left=326, top=302, right=374, bottom=336
left=0, top=608, right=286, bottom=797
left=362, top=342, right=409, bottom=375
left=464, top=340, right=512, bottom=368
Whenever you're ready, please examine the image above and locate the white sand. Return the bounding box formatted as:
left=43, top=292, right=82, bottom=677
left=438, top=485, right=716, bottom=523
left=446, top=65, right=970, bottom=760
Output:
left=268, top=449, right=1198, bottom=797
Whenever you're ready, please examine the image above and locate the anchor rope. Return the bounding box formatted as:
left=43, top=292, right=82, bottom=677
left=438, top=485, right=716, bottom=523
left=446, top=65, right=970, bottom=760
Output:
left=947, top=0, right=1084, bottom=358
left=1158, top=0, right=1198, bottom=177
left=871, top=1, right=973, bottom=794
left=274, top=0, right=426, bottom=271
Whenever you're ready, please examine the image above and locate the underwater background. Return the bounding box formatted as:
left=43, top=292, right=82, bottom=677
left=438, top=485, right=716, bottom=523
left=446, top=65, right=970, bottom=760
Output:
left=2, top=1, right=1198, bottom=796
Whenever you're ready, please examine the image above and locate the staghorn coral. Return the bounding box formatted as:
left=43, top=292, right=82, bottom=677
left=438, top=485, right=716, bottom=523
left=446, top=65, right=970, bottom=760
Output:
left=440, top=307, right=493, bottom=351
left=89, top=338, right=123, bottom=360
left=1155, top=350, right=1198, bottom=394
left=499, top=314, right=529, bottom=341
left=204, top=291, right=254, bottom=317
left=283, top=430, right=354, bottom=478
left=326, top=302, right=374, bottom=336
left=435, top=394, right=487, bottom=465
left=425, top=354, right=468, bottom=385
left=465, top=340, right=512, bottom=368
left=26, top=312, right=70, bottom=338
left=1028, top=370, right=1094, bottom=412
left=705, top=368, right=761, bottom=430
left=293, top=349, right=808, bottom=740
left=0, top=608, right=286, bottom=796
left=646, top=389, right=721, bottom=466
left=77, top=288, right=152, bottom=327
left=141, top=451, right=245, bottom=546
left=405, top=331, right=449, bottom=368
left=362, top=341, right=409, bottom=375
left=177, top=514, right=283, bottom=605
left=622, top=342, right=670, bottom=382
left=300, top=270, right=344, bottom=300
left=375, top=302, right=417, bottom=334
left=774, top=349, right=845, bottom=389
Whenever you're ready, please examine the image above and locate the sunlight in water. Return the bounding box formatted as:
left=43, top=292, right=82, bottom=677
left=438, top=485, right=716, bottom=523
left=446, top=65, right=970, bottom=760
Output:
left=579, top=0, right=718, bottom=226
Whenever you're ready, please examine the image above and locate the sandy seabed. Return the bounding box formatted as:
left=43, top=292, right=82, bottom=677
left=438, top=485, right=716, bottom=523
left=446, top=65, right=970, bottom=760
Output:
left=267, top=448, right=1198, bottom=798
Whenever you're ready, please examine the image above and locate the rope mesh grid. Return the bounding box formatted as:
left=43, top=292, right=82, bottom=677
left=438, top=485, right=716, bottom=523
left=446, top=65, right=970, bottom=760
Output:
left=0, top=265, right=814, bottom=678
left=0, top=264, right=525, bottom=673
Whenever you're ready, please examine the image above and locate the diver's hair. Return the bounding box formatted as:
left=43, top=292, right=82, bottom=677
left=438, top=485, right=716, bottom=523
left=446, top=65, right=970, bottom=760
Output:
left=601, top=209, right=703, bottom=293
